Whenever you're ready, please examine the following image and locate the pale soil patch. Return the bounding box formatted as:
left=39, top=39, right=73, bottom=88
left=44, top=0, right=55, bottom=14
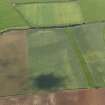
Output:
left=0, top=31, right=28, bottom=96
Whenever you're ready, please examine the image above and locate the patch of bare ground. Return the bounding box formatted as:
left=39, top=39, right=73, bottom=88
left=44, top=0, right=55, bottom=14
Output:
left=0, top=88, right=105, bottom=105
left=0, top=31, right=28, bottom=96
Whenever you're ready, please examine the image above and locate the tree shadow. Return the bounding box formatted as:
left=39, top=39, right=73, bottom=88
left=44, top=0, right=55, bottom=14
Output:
left=31, top=73, right=64, bottom=90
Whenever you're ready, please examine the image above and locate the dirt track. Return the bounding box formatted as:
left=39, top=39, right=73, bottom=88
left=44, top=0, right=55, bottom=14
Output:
left=0, top=88, right=105, bottom=105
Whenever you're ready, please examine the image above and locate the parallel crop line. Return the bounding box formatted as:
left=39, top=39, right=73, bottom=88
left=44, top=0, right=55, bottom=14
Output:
left=65, top=29, right=96, bottom=87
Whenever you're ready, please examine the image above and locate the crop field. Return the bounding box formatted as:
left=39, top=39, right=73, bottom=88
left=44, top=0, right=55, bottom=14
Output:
left=80, top=0, right=105, bottom=22
left=70, top=23, right=105, bottom=87
left=26, top=22, right=105, bottom=91
left=1, top=0, right=105, bottom=31
left=16, top=1, right=83, bottom=27
left=1, top=0, right=105, bottom=97
left=0, top=0, right=28, bottom=31
left=27, top=29, right=88, bottom=90
left=0, top=22, right=105, bottom=96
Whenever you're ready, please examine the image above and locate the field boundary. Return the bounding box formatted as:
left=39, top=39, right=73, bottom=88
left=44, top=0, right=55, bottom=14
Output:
left=1, top=20, right=105, bottom=34
left=12, top=0, right=78, bottom=5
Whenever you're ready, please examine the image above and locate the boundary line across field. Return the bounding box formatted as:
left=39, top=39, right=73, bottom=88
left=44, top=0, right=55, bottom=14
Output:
left=12, top=0, right=78, bottom=5
left=0, top=20, right=105, bottom=35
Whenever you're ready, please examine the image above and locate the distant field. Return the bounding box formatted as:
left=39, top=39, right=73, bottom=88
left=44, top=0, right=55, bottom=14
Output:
left=0, top=0, right=28, bottom=31
left=16, top=1, right=83, bottom=27
left=80, top=0, right=105, bottom=22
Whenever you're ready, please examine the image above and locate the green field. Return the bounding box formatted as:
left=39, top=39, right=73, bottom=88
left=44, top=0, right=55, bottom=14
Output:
left=0, top=0, right=28, bottom=31
left=73, top=23, right=105, bottom=87
left=80, top=0, right=105, bottom=22
left=1, top=0, right=105, bottom=95
left=0, top=23, right=105, bottom=95
left=16, top=1, right=83, bottom=27
left=26, top=22, right=105, bottom=90
left=1, top=0, right=105, bottom=31
left=27, top=29, right=88, bottom=90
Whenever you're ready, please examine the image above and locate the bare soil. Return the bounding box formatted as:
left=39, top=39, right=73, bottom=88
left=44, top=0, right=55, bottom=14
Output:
left=0, top=88, right=105, bottom=105
left=0, top=31, right=28, bottom=96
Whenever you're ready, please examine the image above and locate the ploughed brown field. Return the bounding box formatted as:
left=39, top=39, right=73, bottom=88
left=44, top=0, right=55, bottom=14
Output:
left=0, top=88, right=105, bottom=105
left=0, top=31, right=28, bottom=96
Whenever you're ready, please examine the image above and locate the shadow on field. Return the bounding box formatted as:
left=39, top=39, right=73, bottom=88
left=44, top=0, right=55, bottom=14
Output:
left=32, top=73, right=64, bottom=90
